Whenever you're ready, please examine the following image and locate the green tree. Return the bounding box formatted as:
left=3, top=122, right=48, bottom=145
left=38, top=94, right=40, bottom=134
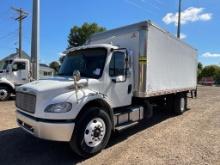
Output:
left=197, top=62, right=203, bottom=80
left=200, top=65, right=220, bottom=84
left=67, top=22, right=106, bottom=48
left=198, top=62, right=203, bottom=70
left=49, top=61, right=60, bottom=73
left=0, top=61, right=4, bottom=70
left=214, top=67, right=220, bottom=84
left=200, top=65, right=218, bottom=77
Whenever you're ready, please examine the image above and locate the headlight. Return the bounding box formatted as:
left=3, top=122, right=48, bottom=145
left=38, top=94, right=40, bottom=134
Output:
left=44, top=102, right=72, bottom=113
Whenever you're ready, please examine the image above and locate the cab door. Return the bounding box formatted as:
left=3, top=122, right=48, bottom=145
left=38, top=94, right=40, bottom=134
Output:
left=11, top=61, right=29, bottom=85
left=104, top=49, right=133, bottom=108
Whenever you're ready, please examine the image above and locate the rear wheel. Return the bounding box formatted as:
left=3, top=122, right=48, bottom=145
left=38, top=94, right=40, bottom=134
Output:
left=70, top=107, right=112, bottom=158
left=173, top=93, right=187, bottom=115
left=166, top=95, right=174, bottom=113
left=0, top=86, right=11, bottom=101
left=143, top=100, right=153, bottom=119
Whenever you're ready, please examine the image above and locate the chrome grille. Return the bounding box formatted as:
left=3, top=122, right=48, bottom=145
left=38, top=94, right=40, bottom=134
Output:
left=16, top=92, right=36, bottom=113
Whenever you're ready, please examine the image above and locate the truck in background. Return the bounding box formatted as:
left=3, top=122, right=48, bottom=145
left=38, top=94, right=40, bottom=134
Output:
left=0, top=58, right=54, bottom=101
left=15, top=21, right=197, bottom=158
left=0, top=58, right=30, bottom=101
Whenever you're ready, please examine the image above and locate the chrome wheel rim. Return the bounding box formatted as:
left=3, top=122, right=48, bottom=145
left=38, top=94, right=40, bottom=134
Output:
left=0, top=89, right=8, bottom=100
left=84, top=118, right=106, bottom=147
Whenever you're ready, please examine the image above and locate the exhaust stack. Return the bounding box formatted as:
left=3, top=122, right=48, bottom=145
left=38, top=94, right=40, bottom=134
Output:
left=31, top=0, right=40, bottom=80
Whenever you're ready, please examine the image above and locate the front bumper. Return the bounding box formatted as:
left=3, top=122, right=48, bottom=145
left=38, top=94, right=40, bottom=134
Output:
left=16, top=111, right=75, bottom=142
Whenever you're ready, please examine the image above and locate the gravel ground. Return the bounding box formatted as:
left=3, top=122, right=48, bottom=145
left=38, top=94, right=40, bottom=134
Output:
left=0, top=86, right=219, bottom=165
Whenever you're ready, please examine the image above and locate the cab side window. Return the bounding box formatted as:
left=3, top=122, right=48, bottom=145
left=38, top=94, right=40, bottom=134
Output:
left=12, top=62, right=26, bottom=71
left=109, top=51, right=126, bottom=77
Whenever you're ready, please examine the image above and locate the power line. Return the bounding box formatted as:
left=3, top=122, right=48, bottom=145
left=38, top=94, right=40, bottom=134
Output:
left=150, top=0, right=170, bottom=11
left=0, top=29, right=18, bottom=41
left=0, top=8, right=18, bottom=26
left=124, top=0, right=155, bottom=15
left=0, top=35, right=18, bottom=52
left=147, top=1, right=160, bottom=10
left=0, top=8, right=10, bottom=20
left=153, top=0, right=164, bottom=6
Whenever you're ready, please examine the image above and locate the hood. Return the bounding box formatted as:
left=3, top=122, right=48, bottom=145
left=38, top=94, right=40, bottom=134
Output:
left=16, top=76, right=104, bottom=119
left=19, top=77, right=74, bottom=93
left=17, top=76, right=100, bottom=95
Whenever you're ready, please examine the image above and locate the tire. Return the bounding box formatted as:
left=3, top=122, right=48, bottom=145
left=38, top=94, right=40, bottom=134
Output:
left=166, top=95, right=174, bottom=114
left=0, top=86, right=11, bottom=101
left=173, top=93, right=187, bottom=115
left=70, top=107, right=112, bottom=158
left=143, top=100, right=153, bottom=119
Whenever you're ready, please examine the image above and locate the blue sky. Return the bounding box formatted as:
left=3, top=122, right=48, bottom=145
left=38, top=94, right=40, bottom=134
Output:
left=0, top=0, right=219, bottom=66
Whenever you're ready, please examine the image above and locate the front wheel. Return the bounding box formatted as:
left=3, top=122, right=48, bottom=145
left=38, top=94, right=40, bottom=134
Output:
left=0, top=86, right=11, bottom=101
left=70, top=107, right=112, bottom=158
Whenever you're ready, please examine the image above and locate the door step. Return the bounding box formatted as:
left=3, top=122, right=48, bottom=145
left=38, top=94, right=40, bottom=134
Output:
left=115, top=121, right=139, bottom=132
left=113, top=106, right=144, bottom=126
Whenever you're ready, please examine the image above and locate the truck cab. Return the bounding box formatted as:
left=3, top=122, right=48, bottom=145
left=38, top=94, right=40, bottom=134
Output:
left=0, top=59, right=30, bottom=100
left=16, top=44, right=141, bottom=157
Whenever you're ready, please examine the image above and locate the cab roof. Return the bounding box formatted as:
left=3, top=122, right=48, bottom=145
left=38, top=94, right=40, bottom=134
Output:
left=64, top=44, right=118, bottom=55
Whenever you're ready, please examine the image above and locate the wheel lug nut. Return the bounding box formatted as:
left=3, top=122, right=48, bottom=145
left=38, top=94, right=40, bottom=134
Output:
left=85, top=129, right=89, bottom=134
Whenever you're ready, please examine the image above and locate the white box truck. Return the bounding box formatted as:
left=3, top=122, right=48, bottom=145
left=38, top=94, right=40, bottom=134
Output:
left=16, top=21, right=197, bottom=157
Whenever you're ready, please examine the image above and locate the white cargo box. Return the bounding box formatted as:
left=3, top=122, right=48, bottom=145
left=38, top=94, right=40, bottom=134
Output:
left=89, top=21, right=197, bottom=98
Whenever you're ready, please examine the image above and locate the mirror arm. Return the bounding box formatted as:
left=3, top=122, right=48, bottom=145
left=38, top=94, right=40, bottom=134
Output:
left=73, top=70, right=81, bottom=104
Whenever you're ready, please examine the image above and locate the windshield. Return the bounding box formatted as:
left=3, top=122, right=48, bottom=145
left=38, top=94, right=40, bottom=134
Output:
left=2, top=60, right=12, bottom=70
left=59, top=48, right=107, bottom=79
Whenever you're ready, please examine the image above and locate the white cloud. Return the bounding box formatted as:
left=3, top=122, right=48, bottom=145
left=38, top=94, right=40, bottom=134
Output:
left=202, top=52, right=220, bottom=58
left=180, top=33, right=187, bottom=39
left=162, top=7, right=212, bottom=26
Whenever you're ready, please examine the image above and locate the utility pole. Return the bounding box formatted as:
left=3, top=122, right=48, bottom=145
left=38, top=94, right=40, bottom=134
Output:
left=12, top=7, right=28, bottom=58
left=177, top=0, right=182, bottom=38
left=31, top=0, right=40, bottom=80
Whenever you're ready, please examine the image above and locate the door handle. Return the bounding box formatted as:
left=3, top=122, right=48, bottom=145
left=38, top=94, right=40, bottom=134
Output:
left=128, top=84, right=132, bottom=94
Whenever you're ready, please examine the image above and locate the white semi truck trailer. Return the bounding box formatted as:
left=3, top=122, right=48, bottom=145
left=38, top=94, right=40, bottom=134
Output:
left=16, top=21, right=197, bottom=157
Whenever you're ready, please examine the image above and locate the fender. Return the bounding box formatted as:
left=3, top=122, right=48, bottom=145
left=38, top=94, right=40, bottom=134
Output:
left=66, top=89, right=114, bottom=128
left=0, top=77, right=15, bottom=92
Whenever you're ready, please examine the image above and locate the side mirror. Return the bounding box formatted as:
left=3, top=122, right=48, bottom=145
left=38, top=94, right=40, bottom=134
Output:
left=73, top=70, right=81, bottom=82
left=112, top=75, right=126, bottom=83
